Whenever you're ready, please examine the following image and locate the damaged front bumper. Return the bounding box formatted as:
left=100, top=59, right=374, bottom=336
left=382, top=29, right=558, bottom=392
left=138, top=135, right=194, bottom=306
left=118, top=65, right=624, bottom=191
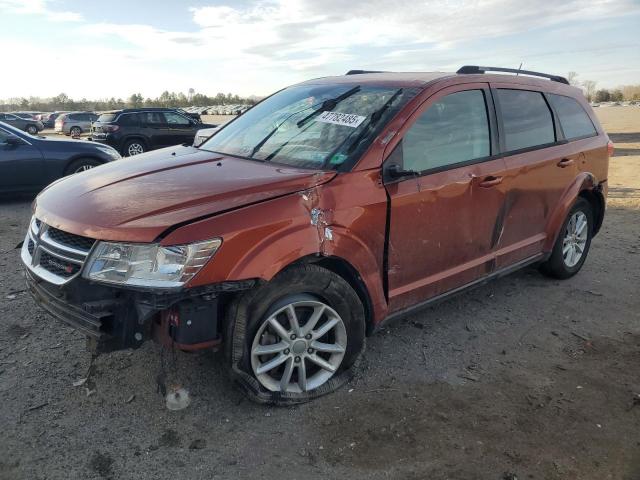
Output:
left=25, top=269, right=255, bottom=353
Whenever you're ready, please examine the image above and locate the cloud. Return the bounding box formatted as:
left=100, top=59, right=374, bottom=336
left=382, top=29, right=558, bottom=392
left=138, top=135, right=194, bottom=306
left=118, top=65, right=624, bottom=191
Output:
left=0, top=0, right=82, bottom=21
left=0, top=0, right=638, bottom=98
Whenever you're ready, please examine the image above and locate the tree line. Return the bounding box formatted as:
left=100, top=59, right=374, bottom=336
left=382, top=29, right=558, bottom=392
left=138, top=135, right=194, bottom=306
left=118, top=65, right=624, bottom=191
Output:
left=0, top=89, right=259, bottom=113
left=565, top=72, right=639, bottom=102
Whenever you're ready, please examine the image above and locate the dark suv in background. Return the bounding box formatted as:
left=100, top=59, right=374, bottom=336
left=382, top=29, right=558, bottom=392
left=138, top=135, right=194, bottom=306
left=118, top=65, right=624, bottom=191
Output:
left=90, top=108, right=216, bottom=156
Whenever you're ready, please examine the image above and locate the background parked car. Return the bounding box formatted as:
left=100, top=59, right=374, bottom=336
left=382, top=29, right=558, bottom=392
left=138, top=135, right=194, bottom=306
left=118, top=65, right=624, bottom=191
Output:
left=0, top=121, right=120, bottom=194
left=193, top=125, right=222, bottom=147
left=12, top=112, right=38, bottom=120
left=43, top=111, right=67, bottom=129
left=0, top=113, right=44, bottom=135
left=90, top=108, right=216, bottom=156
left=55, top=111, right=99, bottom=136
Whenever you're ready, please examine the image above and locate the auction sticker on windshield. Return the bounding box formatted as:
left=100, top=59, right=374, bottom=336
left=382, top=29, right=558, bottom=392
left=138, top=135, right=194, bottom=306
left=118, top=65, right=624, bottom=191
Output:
left=315, top=111, right=367, bottom=128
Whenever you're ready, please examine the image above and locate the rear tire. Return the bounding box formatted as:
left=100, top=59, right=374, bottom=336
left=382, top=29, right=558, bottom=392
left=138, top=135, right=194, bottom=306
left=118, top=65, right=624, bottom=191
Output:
left=70, top=126, right=82, bottom=137
left=64, top=158, right=102, bottom=176
left=26, top=125, right=37, bottom=135
left=224, top=264, right=366, bottom=405
left=540, top=197, right=593, bottom=279
left=123, top=139, right=146, bottom=157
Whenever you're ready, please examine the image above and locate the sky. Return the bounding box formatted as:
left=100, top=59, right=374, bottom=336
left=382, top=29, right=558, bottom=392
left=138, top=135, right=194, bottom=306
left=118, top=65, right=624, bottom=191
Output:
left=0, top=0, right=639, bottom=100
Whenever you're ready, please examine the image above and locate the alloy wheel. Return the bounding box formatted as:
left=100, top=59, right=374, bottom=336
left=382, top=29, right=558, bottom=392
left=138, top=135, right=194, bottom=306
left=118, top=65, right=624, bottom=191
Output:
left=74, top=164, right=94, bottom=173
left=562, top=211, right=588, bottom=267
left=251, top=299, right=347, bottom=393
left=127, top=143, right=144, bottom=156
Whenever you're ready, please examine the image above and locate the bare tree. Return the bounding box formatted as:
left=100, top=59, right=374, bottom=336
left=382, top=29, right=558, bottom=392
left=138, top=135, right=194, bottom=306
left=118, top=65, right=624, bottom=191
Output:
left=566, top=71, right=579, bottom=86
left=582, top=80, right=597, bottom=102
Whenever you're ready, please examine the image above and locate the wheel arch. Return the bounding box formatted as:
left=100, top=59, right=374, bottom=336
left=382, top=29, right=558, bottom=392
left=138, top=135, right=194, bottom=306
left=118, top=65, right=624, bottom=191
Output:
left=578, top=187, right=605, bottom=237
left=543, top=172, right=600, bottom=251
left=292, top=254, right=375, bottom=335
left=63, top=155, right=106, bottom=175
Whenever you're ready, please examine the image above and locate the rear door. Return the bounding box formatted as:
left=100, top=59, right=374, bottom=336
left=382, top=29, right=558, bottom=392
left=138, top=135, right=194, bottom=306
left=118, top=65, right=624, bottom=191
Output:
left=0, top=127, right=45, bottom=192
left=384, top=84, right=508, bottom=312
left=491, top=85, right=578, bottom=268
left=162, top=111, right=196, bottom=146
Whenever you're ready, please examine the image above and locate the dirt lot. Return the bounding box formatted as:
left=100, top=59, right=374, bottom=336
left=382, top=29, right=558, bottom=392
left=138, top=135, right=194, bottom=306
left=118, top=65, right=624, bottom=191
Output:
left=1, top=107, right=639, bottom=480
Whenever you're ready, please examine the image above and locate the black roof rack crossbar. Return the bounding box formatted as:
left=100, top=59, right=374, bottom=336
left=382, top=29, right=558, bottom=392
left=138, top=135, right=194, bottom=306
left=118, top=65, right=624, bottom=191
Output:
left=457, top=65, right=569, bottom=85
left=345, top=70, right=386, bottom=75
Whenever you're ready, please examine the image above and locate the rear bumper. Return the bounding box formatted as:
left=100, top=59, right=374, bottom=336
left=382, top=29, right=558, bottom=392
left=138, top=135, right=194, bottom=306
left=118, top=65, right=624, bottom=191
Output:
left=25, top=268, right=256, bottom=353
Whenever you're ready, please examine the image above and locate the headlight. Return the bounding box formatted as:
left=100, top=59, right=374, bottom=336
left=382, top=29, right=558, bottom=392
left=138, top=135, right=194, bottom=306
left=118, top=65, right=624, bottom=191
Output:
left=83, top=238, right=221, bottom=288
left=96, top=146, right=121, bottom=159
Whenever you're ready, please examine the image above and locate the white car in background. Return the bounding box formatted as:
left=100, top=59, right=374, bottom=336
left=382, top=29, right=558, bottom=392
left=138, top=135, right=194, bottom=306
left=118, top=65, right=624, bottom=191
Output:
left=193, top=125, right=221, bottom=147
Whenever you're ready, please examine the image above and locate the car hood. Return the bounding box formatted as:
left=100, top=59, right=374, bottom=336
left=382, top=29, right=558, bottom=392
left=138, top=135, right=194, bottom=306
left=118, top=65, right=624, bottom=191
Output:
left=34, top=145, right=336, bottom=243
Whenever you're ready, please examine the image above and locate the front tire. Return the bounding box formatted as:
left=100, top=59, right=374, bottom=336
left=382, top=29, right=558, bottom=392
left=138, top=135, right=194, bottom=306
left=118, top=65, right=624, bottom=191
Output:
left=540, top=197, right=593, bottom=279
left=225, top=264, right=366, bottom=405
left=64, top=158, right=102, bottom=176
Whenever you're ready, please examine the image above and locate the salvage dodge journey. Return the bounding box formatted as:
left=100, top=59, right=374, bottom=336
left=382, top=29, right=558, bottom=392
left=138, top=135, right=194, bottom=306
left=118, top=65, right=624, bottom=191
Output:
left=22, top=66, right=611, bottom=404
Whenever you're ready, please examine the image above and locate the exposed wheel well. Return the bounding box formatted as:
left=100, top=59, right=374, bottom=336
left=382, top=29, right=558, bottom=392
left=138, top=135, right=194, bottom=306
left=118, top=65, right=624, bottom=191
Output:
left=294, top=255, right=375, bottom=335
left=579, top=189, right=605, bottom=236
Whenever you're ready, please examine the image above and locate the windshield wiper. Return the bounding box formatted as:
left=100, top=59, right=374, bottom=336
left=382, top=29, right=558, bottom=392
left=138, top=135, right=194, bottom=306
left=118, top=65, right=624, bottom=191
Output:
left=295, top=86, right=361, bottom=128
left=248, top=104, right=316, bottom=158
left=345, top=88, right=403, bottom=155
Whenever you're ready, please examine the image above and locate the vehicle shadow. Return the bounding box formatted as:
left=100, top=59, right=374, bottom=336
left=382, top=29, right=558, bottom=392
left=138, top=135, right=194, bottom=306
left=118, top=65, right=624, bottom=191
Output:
left=608, top=132, right=640, bottom=143
left=607, top=186, right=640, bottom=199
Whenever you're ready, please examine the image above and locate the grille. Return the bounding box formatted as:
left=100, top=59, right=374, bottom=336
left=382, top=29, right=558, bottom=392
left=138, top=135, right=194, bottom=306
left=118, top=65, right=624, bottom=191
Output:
left=47, top=227, right=95, bottom=252
left=22, top=217, right=95, bottom=285
left=39, top=250, right=81, bottom=278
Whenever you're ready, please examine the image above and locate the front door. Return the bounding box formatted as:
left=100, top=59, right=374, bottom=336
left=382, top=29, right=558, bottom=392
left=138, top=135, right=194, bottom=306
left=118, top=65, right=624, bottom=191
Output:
left=0, top=128, right=45, bottom=192
left=384, top=84, right=508, bottom=313
left=162, top=111, right=197, bottom=145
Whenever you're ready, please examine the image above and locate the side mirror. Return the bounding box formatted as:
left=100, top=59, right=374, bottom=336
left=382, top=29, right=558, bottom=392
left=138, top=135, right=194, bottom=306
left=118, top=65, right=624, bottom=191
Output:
left=385, top=163, right=418, bottom=180
left=5, top=134, right=25, bottom=146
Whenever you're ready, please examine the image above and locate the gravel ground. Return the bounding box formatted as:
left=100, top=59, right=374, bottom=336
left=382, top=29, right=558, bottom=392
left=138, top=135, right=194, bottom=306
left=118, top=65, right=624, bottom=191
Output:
left=1, top=108, right=638, bottom=480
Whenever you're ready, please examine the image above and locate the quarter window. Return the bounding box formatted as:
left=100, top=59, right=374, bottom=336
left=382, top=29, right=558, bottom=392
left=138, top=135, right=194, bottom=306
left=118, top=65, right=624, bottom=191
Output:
left=547, top=94, right=596, bottom=140
left=402, top=90, right=490, bottom=172
left=497, top=89, right=555, bottom=151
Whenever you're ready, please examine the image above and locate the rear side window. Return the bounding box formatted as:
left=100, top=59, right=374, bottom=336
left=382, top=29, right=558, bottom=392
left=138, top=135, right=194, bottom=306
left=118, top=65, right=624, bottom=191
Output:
left=118, top=113, right=140, bottom=126
left=98, top=114, right=117, bottom=122
left=402, top=90, right=490, bottom=172
left=497, top=89, right=555, bottom=152
left=547, top=94, right=597, bottom=140
left=139, top=112, right=164, bottom=125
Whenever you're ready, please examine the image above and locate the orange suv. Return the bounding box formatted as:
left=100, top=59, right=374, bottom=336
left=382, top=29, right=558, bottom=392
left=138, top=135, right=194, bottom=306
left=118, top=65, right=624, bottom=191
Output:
left=22, top=66, right=610, bottom=404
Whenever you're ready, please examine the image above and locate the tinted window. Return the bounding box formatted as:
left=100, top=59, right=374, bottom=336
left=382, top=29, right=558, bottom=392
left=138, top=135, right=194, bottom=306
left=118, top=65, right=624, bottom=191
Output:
left=118, top=113, right=139, bottom=126
left=98, top=114, right=117, bottom=122
left=547, top=94, right=596, bottom=140
left=140, top=112, right=164, bottom=125
left=163, top=111, right=191, bottom=126
left=497, top=89, right=555, bottom=151
left=402, top=90, right=490, bottom=172
left=0, top=128, right=8, bottom=143
left=67, top=114, right=79, bottom=120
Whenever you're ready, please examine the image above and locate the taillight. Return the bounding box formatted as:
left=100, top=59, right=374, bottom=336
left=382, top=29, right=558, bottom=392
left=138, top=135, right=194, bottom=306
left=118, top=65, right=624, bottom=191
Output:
left=103, top=125, right=120, bottom=133
left=607, top=140, right=614, bottom=157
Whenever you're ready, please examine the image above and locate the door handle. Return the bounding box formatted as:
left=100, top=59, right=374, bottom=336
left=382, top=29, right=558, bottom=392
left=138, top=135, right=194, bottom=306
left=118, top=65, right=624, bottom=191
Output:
left=478, top=176, right=503, bottom=188
left=557, top=158, right=575, bottom=168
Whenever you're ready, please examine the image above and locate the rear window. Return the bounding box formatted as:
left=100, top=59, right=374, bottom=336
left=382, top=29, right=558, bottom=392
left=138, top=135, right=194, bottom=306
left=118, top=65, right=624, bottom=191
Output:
left=97, top=114, right=117, bottom=123
left=547, top=94, right=597, bottom=140
left=497, top=89, right=555, bottom=152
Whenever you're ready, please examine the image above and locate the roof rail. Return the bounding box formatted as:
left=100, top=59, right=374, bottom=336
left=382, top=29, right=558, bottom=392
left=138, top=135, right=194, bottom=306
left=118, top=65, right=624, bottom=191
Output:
left=345, top=70, right=386, bottom=75
left=457, top=65, right=569, bottom=85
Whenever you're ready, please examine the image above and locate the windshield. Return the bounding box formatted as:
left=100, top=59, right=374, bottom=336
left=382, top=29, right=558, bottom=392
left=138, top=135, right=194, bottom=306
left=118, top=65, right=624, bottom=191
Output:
left=199, top=84, right=418, bottom=170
